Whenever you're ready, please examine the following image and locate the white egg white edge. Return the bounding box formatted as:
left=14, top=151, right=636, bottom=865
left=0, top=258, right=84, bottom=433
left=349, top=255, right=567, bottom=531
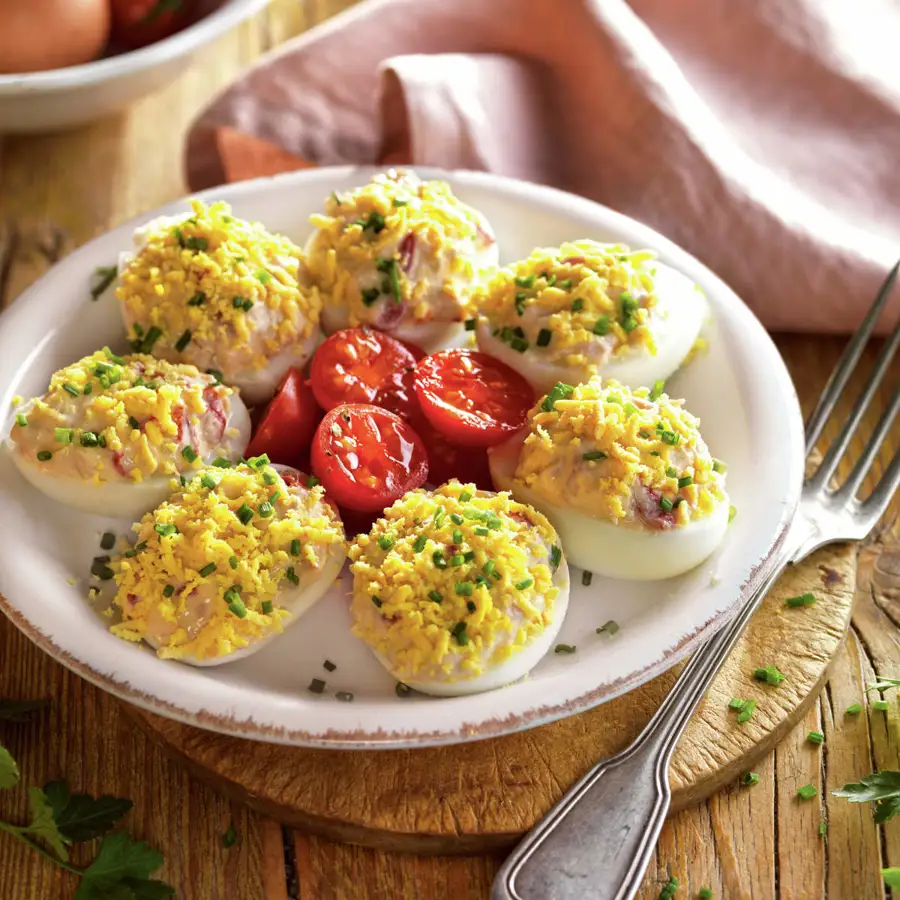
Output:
left=475, top=261, right=708, bottom=396
left=489, top=434, right=730, bottom=581
left=6, top=394, right=252, bottom=521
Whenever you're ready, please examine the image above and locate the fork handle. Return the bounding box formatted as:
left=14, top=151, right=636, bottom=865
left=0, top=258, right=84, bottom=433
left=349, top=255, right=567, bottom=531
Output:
left=493, top=554, right=791, bottom=900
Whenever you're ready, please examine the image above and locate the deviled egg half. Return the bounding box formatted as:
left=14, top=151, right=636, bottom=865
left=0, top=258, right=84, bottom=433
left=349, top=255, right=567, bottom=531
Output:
left=110, top=458, right=347, bottom=665
left=304, top=170, right=499, bottom=353
left=117, top=199, right=322, bottom=405
left=473, top=241, right=707, bottom=394
left=489, top=378, right=730, bottom=580
left=6, top=349, right=250, bottom=520
left=348, top=481, right=569, bottom=696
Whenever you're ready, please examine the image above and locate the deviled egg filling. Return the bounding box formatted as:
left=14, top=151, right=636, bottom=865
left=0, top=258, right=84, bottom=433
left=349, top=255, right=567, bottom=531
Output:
left=473, top=240, right=707, bottom=393
left=348, top=481, right=570, bottom=696
left=7, top=349, right=250, bottom=518
left=110, top=459, right=347, bottom=664
left=305, top=170, right=499, bottom=353
left=117, top=199, right=322, bottom=405
left=489, top=378, right=729, bottom=580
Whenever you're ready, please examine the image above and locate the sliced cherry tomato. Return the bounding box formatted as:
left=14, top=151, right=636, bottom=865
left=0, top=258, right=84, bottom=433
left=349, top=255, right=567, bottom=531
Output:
left=311, top=404, right=428, bottom=512
left=110, top=0, right=192, bottom=50
left=245, top=369, right=322, bottom=469
left=410, top=413, right=494, bottom=491
left=310, top=327, right=419, bottom=419
left=414, top=350, right=536, bottom=447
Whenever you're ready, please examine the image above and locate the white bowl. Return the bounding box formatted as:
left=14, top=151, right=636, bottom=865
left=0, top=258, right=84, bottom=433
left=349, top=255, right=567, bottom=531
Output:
left=0, top=0, right=270, bottom=134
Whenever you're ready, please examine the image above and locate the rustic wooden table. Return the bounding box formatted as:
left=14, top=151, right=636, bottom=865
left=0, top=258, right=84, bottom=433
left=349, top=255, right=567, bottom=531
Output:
left=1, top=2, right=899, bottom=897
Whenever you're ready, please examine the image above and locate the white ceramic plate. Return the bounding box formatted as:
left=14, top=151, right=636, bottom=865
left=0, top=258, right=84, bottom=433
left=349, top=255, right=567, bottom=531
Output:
left=0, top=167, right=805, bottom=748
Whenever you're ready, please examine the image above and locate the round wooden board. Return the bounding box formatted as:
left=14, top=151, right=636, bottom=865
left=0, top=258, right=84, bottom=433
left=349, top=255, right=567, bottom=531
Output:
left=128, top=544, right=856, bottom=854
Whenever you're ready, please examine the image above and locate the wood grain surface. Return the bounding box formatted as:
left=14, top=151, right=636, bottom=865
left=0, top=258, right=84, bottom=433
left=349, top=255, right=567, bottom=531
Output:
left=1, top=1, right=899, bottom=897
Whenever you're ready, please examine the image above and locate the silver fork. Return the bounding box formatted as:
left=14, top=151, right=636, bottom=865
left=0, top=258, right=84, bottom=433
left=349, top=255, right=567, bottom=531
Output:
left=492, top=262, right=900, bottom=900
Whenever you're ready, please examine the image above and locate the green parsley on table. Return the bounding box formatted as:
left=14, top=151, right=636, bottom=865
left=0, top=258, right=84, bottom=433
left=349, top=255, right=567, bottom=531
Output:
left=833, top=771, right=900, bottom=823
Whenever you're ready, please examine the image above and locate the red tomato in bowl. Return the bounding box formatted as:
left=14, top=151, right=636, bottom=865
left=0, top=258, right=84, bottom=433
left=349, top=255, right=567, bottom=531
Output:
left=311, top=404, right=428, bottom=512
left=414, top=349, right=536, bottom=447
left=245, top=369, right=322, bottom=470
left=310, top=327, right=419, bottom=419
left=110, top=0, right=192, bottom=49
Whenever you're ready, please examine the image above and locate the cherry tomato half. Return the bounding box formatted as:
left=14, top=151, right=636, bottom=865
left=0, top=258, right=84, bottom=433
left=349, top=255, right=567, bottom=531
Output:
left=409, top=412, right=495, bottom=491
left=310, top=327, right=419, bottom=419
left=110, top=0, right=192, bottom=50
left=414, top=350, right=536, bottom=448
left=311, top=404, right=428, bottom=512
left=245, top=369, right=322, bottom=470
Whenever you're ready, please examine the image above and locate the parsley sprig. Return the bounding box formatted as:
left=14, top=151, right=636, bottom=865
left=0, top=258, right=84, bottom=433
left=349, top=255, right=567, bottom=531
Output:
left=833, top=771, right=900, bottom=824
left=0, top=700, right=173, bottom=898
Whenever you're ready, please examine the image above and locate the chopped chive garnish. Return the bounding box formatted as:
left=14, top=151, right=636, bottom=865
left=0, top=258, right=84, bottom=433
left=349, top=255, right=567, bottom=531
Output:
left=212, top=457, right=232, bottom=468
left=413, top=534, right=427, bottom=553
left=199, top=563, right=216, bottom=578
left=100, top=532, right=116, bottom=550
left=797, top=784, right=817, bottom=800
left=474, top=526, right=489, bottom=536
left=378, top=535, right=395, bottom=551
left=187, top=291, right=206, bottom=306
left=163, top=584, right=175, bottom=598
left=361, top=287, right=380, bottom=306
left=514, top=293, right=527, bottom=316
left=659, top=876, right=678, bottom=900
left=290, top=539, right=301, bottom=556
left=660, top=430, right=680, bottom=446
left=807, top=730, right=824, bottom=745
left=728, top=697, right=745, bottom=710
left=336, top=691, right=354, bottom=703
left=262, top=470, right=277, bottom=485
left=256, top=269, right=272, bottom=284
left=466, top=600, right=477, bottom=613
left=659, top=497, right=674, bottom=513
left=15, top=414, right=27, bottom=427
left=79, top=431, right=99, bottom=447
left=785, top=592, right=816, bottom=608
left=306, top=475, right=321, bottom=487
left=128, top=416, right=141, bottom=431
left=463, top=551, right=475, bottom=562
left=452, top=528, right=464, bottom=545
left=536, top=328, right=552, bottom=347
left=451, top=621, right=469, bottom=645
left=872, top=699, right=890, bottom=712
left=621, top=315, right=638, bottom=332
left=428, top=590, right=443, bottom=604
left=678, top=476, right=693, bottom=488
left=175, top=329, right=192, bottom=352
left=514, top=274, right=536, bottom=288
left=666, top=467, right=678, bottom=478
left=154, top=523, right=178, bottom=537
left=237, top=504, right=254, bottom=525
left=185, top=236, right=208, bottom=252
left=753, top=664, right=785, bottom=686
left=514, top=578, right=533, bottom=591
left=459, top=490, right=473, bottom=502
left=229, top=555, right=238, bottom=570
left=232, top=296, right=245, bottom=309
left=596, top=620, right=619, bottom=635
left=582, top=570, right=593, bottom=586
left=510, top=338, right=529, bottom=353
left=699, top=889, right=713, bottom=899
left=592, top=315, right=610, bottom=336
left=371, top=595, right=382, bottom=608
left=62, top=383, right=80, bottom=397
left=433, top=550, right=447, bottom=569
left=571, top=297, right=584, bottom=312
left=261, top=601, right=274, bottom=615
left=395, top=682, right=412, bottom=697
left=554, top=644, right=577, bottom=654
left=140, top=326, right=162, bottom=353
left=550, top=545, right=562, bottom=569
left=90, top=265, right=118, bottom=300
left=376, top=257, right=402, bottom=302
left=741, top=772, right=759, bottom=787
left=818, top=822, right=827, bottom=837
left=181, top=445, right=198, bottom=463
left=729, top=505, right=737, bottom=522
left=284, top=567, right=299, bottom=585
left=582, top=450, right=608, bottom=462
left=482, top=560, right=496, bottom=577
left=54, top=427, right=74, bottom=444
left=541, top=382, right=575, bottom=412
left=845, top=703, right=862, bottom=715
left=455, top=582, right=473, bottom=597
left=257, top=501, right=274, bottom=519
left=90, top=558, right=114, bottom=581
left=450, top=513, right=464, bottom=525
left=712, top=459, right=727, bottom=474
left=736, top=699, right=757, bottom=724
left=36, top=450, right=52, bottom=461
left=450, top=553, right=466, bottom=567
left=464, top=318, right=477, bottom=331
left=308, top=678, right=326, bottom=695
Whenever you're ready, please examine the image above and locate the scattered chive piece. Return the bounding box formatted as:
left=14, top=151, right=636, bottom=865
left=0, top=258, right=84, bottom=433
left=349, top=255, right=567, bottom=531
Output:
left=450, top=513, right=464, bottom=525
left=213, top=457, right=232, bottom=468
left=140, top=326, right=162, bottom=354
left=466, top=600, right=477, bottom=613
left=396, top=682, right=412, bottom=697
left=583, top=450, right=607, bottom=461
left=15, top=413, right=27, bottom=427
left=262, top=470, right=277, bottom=485
left=450, top=553, right=466, bottom=567
left=185, top=236, right=208, bottom=252
left=582, top=570, right=593, bottom=586
left=306, top=475, right=320, bottom=487
left=174, top=329, right=192, bottom=352
left=515, top=578, right=533, bottom=591
left=181, top=445, right=198, bottom=463
left=536, top=328, right=552, bottom=347
left=660, top=430, right=680, bottom=446
left=371, top=596, right=383, bottom=608
left=550, top=545, right=562, bottom=569
left=308, top=678, right=326, bottom=695
left=378, top=535, right=395, bottom=551
left=699, top=890, right=713, bottom=899
left=90, top=265, right=118, bottom=300
left=237, top=504, right=254, bottom=525
left=321, top=661, right=337, bottom=675
left=256, top=269, right=272, bottom=284
left=80, top=432, right=99, bottom=447
left=737, top=699, right=757, bottom=723
left=659, top=875, right=678, bottom=899
left=222, top=825, right=238, bottom=849
left=451, top=621, right=469, bottom=645
left=284, top=567, right=299, bottom=585
left=261, top=600, right=273, bottom=615
left=729, top=505, right=737, bottom=522
left=256, top=501, right=274, bottom=518
left=514, top=274, right=536, bottom=288
left=464, top=318, right=477, bottom=331
left=128, top=416, right=141, bottom=431
left=649, top=380, right=665, bottom=401
left=797, top=784, right=817, bottom=800
left=162, top=584, right=175, bottom=598
left=845, top=703, right=862, bottom=716
left=677, top=476, right=693, bottom=489
left=54, top=427, right=74, bottom=443
left=432, top=550, right=447, bottom=569
left=728, top=697, right=746, bottom=710
left=154, top=523, right=178, bottom=537
left=712, top=459, right=727, bottom=474
left=785, top=592, right=816, bottom=608
left=541, top=382, right=575, bottom=413
left=199, top=563, right=216, bottom=578
left=459, top=490, right=473, bottom=502
left=555, top=644, right=577, bottom=654
left=229, top=598, right=247, bottom=618
left=514, top=293, right=527, bottom=316
left=818, top=822, right=827, bottom=837
left=37, top=450, right=52, bottom=461
left=807, top=730, right=824, bottom=745
left=482, top=560, right=496, bottom=577
left=660, top=497, right=674, bottom=513
left=361, top=287, right=380, bottom=306
left=666, top=467, right=678, bottom=478
left=290, top=539, right=301, bottom=557
left=413, top=534, right=427, bottom=553
left=229, top=555, right=238, bottom=570
left=596, top=620, right=620, bottom=635
left=872, top=699, right=890, bottom=712
left=187, top=291, right=206, bottom=306
left=455, top=582, right=473, bottom=597
left=452, top=528, right=464, bottom=545
left=336, top=691, right=354, bottom=703
left=90, top=558, right=114, bottom=581
left=200, top=473, right=217, bottom=490
left=62, top=383, right=80, bottom=397
left=428, top=590, right=443, bottom=604
left=592, top=315, right=610, bottom=336
left=510, top=338, right=529, bottom=352
left=570, top=297, right=584, bottom=312
left=753, top=664, right=785, bottom=686
left=741, top=772, right=759, bottom=787
left=100, top=532, right=116, bottom=551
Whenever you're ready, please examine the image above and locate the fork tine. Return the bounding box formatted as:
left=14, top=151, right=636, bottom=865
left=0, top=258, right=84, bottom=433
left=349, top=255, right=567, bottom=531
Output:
left=804, top=260, right=900, bottom=455
left=811, top=308, right=900, bottom=490
left=863, top=442, right=900, bottom=525
left=837, top=380, right=900, bottom=501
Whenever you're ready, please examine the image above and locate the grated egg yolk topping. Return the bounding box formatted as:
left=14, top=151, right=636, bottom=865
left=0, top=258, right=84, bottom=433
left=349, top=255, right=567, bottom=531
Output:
left=514, top=378, right=727, bottom=527
left=306, top=170, right=493, bottom=326
left=471, top=240, right=658, bottom=368
left=111, top=459, right=346, bottom=661
left=117, top=199, right=320, bottom=372
left=9, top=349, right=236, bottom=482
left=348, top=481, right=563, bottom=681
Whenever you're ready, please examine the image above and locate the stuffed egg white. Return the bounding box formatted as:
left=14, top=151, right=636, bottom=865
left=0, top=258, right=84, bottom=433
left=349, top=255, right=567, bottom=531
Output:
left=489, top=378, right=730, bottom=580
left=6, top=349, right=250, bottom=520
left=473, top=241, right=707, bottom=394
left=348, top=481, right=569, bottom=696
left=117, top=199, right=322, bottom=405
left=110, top=459, right=347, bottom=665
left=304, top=170, right=499, bottom=353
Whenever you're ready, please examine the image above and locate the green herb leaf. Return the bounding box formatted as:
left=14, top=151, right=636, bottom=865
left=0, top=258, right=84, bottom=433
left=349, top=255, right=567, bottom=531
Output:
left=44, top=780, right=133, bottom=843
left=0, top=699, right=50, bottom=723
left=90, top=266, right=118, bottom=301
left=25, top=787, right=69, bottom=861
left=883, top=869, right=900, bottom=889
left=0, top=743, right=19, bottom=788
left=833, top=771, right=900, bottom=823
left=867, top=678, right=900, bottom=693
left=75, top=832, right=169, bottom=900
left=221, top=824, right=239, bottom=848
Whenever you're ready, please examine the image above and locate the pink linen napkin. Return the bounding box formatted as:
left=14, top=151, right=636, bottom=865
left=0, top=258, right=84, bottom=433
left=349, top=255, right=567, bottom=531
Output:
left=185, top=0, right=900, bottom=334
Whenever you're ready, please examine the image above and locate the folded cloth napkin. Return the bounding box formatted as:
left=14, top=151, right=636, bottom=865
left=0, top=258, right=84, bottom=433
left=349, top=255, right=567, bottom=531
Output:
left=185, top=0, right=900, bottom=334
